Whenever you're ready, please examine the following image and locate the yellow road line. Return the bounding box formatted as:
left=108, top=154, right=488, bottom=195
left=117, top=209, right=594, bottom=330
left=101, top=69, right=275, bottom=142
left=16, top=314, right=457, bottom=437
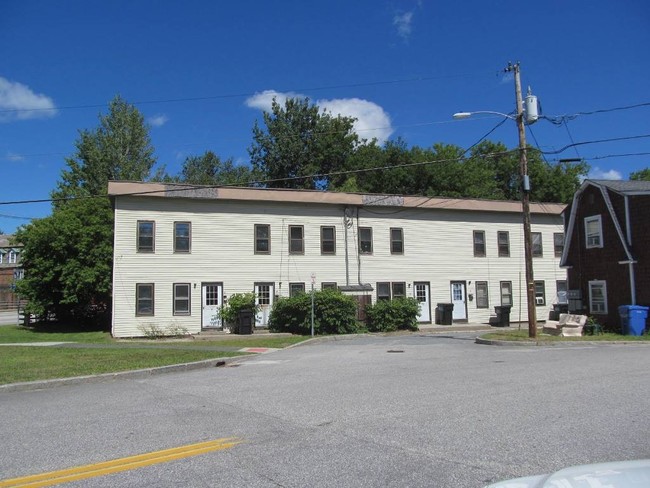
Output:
left=0, top=437, right=242, bottom=488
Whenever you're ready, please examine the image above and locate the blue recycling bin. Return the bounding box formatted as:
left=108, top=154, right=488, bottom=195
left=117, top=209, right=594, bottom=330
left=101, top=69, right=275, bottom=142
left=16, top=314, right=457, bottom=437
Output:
left=618, top=305, right=649, bottom=336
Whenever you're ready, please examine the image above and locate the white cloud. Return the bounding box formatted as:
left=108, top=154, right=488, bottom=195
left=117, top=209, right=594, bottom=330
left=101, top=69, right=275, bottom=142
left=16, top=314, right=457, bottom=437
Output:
left=393, top=11, right=414, bottom=40
left=148, top=114, right=169, bottom=127
left=245, top=90, right=393, bottom=144
left=589, top=167, right=623, bottom=180
left=0, top=77, right=57, bottom=122
left=6, top=152, right=25, bottom=162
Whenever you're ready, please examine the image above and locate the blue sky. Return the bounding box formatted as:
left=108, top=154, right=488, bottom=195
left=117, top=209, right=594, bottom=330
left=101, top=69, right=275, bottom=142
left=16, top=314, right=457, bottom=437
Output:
left=1, top=0, right=649, bottom=233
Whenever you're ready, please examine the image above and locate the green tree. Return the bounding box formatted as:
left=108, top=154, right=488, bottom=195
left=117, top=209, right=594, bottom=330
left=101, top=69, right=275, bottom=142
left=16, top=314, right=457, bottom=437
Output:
left=630, top=168, right=650, bottom=181
left=18, top=96, right=156, bottom=327
left=15, top=198, right=113, bottom=326
left=53, top=95, right=156, bottom=201
left=249, top=97, right=359, bottom=189
left=176, top=151, right=255, bottom=186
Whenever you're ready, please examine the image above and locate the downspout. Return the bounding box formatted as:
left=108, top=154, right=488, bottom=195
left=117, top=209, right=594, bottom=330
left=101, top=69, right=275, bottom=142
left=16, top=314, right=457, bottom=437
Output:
left=624, top=196, right=636, bottom=305
left=343, top=207, right=352, bottom=287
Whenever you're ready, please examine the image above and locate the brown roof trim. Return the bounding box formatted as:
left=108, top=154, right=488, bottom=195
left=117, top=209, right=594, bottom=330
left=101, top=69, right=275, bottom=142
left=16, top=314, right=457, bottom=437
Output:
left=108, top=181, right=566, bottom=215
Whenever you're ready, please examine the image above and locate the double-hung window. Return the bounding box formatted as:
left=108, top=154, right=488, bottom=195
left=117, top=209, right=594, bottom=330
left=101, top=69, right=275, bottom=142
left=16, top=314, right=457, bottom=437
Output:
left=497, top=231, right=510, bottom=257
left=554, top=233, right=565, bottom=257
left=289, top=225, right=304, bottom=254
left=473, top=230, right=486, bottom=257
left=390, top=228, right=404, bottom=254
left=500, top=281, right=513, bottom=306
left=289, top=282, right=305, bottom=297
left=255, top=224, right=270, bottom=254
left=136, top=283, right=154, bottom=316
left=137, top=221, right=155, bottom=252
left=532, top=232, right=543, bottom=257
left=392, top=282, right=406, bottom=299
left=173, top=283, right=191, bottom=315
left=585, top=215, right=603, bottom=248
left=359, top=227, right=373, bottom=254
left=174, top=222, right=191, bottom=253
left=588, top=280, right=607, bottom=314
left=377, top=282, right=391, bottom=301
left=321, top=226, right=336, bottom=255
left=476, top=281, right=489, bottom=308
left=321, top=282, right=337, bottom=290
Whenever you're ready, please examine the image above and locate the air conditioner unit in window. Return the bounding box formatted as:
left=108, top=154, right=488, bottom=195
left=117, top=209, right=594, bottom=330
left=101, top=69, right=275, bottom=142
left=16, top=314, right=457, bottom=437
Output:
left=535, top=297, right=545, bottom=305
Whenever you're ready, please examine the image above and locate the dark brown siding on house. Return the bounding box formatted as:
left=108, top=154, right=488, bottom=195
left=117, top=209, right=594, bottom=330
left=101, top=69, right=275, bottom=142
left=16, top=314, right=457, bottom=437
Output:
left=629, top=195, right=650, bottom=309
left=566, top=185, right=632, bottom=329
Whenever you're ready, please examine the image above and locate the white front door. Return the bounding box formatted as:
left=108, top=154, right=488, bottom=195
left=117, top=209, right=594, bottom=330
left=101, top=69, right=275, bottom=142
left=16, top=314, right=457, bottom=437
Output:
left=202, top=283, right=223, bottom=328
left=255, top=282, right=274, bottom=327
left=450, top=281, right=467, bottom=321
left=414, top=282, right=431, bottom=323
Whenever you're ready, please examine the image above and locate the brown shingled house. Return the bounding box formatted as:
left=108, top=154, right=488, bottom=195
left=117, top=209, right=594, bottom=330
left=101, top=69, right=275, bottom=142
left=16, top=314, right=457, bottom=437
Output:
left=560, top=179, right=650, bottom=331
left=0, top=235, right=23, bottom=310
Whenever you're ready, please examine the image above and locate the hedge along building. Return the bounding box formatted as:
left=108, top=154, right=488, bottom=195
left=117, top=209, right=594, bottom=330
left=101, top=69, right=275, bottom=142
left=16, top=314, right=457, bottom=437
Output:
left=108, top=181, right=567, bottom=338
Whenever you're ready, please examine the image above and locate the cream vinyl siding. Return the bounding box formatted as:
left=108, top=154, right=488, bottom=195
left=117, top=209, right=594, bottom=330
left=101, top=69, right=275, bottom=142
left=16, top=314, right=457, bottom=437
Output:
left=112, top=194, right=566, bottom=337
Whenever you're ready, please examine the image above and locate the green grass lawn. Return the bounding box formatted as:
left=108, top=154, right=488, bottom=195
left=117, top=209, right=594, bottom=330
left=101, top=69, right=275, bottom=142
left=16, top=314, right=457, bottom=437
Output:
left=0, top=347, right=246, bottom=384
left=481, top=329, right=650, bottom=342
left=0, top=325, right=309, bottom=385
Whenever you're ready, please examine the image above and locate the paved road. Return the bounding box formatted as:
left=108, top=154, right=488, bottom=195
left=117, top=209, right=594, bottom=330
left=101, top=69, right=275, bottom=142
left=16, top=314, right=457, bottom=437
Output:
left=1, top=333, right=649, bottom=487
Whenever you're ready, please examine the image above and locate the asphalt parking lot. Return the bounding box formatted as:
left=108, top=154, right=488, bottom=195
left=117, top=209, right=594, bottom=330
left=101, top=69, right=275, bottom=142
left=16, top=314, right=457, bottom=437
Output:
left=1, top=332, right=649, bottom=487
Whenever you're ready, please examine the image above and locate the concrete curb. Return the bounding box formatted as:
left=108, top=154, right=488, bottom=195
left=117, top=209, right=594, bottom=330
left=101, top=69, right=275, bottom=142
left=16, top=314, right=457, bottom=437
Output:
left=475, top=337, right=650, bottom=347
left=0, top=355, right=249, bottom=393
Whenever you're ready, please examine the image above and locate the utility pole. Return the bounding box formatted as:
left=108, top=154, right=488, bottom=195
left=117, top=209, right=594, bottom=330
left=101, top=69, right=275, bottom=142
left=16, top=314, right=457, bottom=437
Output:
left=505, top=62, right=537, bottom=339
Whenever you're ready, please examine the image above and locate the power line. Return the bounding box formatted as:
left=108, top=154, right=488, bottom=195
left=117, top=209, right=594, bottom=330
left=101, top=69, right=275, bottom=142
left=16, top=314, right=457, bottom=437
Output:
left=540, top=102, right=650, bottom=125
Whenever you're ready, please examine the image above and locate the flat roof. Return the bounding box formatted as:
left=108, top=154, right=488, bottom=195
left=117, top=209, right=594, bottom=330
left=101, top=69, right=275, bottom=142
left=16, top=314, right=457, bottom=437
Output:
left=108, top=181, right=566, bottom=215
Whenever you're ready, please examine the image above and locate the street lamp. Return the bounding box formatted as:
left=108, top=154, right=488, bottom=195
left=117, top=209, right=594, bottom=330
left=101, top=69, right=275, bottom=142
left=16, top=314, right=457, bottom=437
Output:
left=453, top=62, right=538, bottom=339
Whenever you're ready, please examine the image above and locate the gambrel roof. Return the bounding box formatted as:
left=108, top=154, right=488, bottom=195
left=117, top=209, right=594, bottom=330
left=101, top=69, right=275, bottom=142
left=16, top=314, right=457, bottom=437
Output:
left=560, top=179, right=649, bottom=267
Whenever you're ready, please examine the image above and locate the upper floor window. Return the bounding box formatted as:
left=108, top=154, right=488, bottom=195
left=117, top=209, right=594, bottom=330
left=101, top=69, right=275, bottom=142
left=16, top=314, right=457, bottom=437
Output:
left=137, top=221, right=155, bottom=253
left=359, top=227, right=373, bottom=255
left=173, top=283, right=191, bottom=315
left=320, top=226, right=336, bottom=255
left=289, top=282, right=306, bottom=297
left=289, top=225, right=304, bottom=254
left=390, top=228, right=404, bottom=255
left=473, top=230, right=486, bottom=257
left=136, top=283, right=154, bottom=316
left=8, top=250, right=18, bottom=264
left=254, top=224, right=270, bottom=254
left=476, top=281, right=489, bottom=309
left=174, top=222, right=191, bottom=253
left=497, top=231, right=510, bottom=257
left=588, top=280, right=607, bottom=314
left=532, top=232, right=543, bottom=257
left=584, top=215, right=603, bottom=249
left=554, top=232, right=565, bottom=257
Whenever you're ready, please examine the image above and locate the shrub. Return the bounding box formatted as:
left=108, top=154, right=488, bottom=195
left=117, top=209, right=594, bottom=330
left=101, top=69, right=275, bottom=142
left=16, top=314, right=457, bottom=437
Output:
left=366, top=297, right=420, bottom=332
left=268, top=289, right=360, bottom=335
left=220, top=292, right=259, bottom=332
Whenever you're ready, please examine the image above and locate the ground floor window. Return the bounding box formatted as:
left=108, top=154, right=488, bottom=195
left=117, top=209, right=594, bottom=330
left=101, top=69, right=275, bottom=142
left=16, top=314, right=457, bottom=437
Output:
left=588, top=280, right=607, bottom=314
left=476, top=281, right=489, bottom=308
left=136, top=283, right=154, bottom=316
left=556, top=280, right=568, bottom=304
left=321, top=282, right=337, bottom=290
left=500, top=281, right=512, bottom=306
left=173, top=283, right=191, bottom=315
left=377, top=282, right=391, bottom=301
left=289, top=282, right=305, bottom=296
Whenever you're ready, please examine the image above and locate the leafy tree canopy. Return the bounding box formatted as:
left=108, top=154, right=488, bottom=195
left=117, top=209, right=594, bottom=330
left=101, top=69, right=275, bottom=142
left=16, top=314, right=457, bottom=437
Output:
left=164, top=151, right=256, bottom=186
left=630, top=168, right=650, bottom=181
left=53, top=95, right=156, bottom=201
left=249, top=97, right=359, bottom=189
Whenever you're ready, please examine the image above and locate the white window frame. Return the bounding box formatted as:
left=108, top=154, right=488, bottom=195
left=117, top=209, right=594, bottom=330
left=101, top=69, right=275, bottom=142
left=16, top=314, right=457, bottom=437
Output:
left=588, top=280, right=608, bottom=314
left=173, top=283, right=191, bottom=316
left=584, top=215, right=603, bottom=249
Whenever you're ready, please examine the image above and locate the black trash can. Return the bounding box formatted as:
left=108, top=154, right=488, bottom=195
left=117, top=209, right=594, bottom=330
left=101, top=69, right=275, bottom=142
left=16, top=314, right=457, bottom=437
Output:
left=236, top=309, right=254, bottom=335
left=493, top=305, right=511, bottom=327
left=436, top=303, right=454, bottom=325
